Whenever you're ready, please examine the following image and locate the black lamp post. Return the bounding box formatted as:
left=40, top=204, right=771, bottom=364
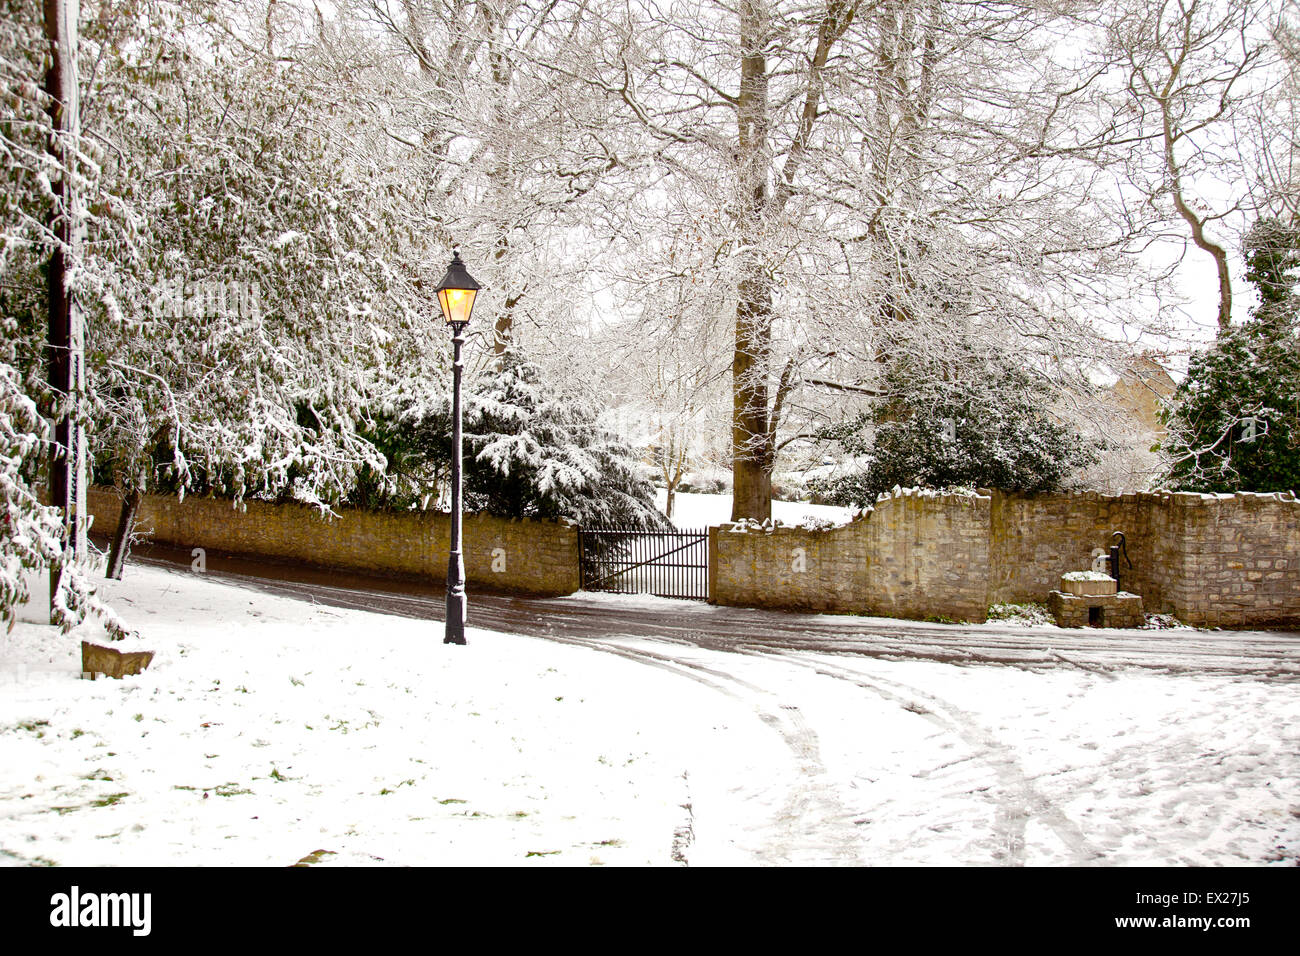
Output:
left=435, top=250, right=481, bottom=645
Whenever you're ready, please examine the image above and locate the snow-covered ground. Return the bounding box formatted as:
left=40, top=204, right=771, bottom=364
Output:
left=654, top=489, right=853, bottom=528
left=2, top=563, right=1297, bottom=866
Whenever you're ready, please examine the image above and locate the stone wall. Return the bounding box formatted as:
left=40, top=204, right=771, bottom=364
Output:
left=708, top=520, right=871, bottom=614
left=87, top=488, right=580, bottom=596
left=87, top=486, right=1300, bottom=626
left=863, top=491, right=992, bottom=622
left=1167, top=492, right=1300, bottom=627
left=713, top=488, right=1300, bottom=627
left=988, top=492, right=1149, bottom=605
left=712, top=489, right=992, bottom=623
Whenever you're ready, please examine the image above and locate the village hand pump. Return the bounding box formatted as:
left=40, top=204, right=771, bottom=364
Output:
left=1109, top=530, right=1132, bottom=595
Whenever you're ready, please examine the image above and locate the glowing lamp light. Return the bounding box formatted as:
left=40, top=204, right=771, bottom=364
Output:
left=435, top=251, right=481, bottom=326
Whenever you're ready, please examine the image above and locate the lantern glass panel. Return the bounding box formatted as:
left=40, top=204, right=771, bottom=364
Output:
left=439, top=287, right=476, bottom=325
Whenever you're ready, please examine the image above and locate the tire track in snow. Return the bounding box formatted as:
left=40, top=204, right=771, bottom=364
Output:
left=533, top=634, right=864, bottom=866
left=747, top=648, right=1105, bottom=866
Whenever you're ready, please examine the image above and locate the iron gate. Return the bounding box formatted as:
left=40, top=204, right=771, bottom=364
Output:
left=578, top=527, right=709, bottom=600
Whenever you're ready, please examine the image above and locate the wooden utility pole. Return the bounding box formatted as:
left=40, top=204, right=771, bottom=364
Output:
left=45, top=0, right=86, bottom=609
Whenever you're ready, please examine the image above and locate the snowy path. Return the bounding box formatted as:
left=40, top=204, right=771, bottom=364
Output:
left=2, top=555, right=1298, bottom=866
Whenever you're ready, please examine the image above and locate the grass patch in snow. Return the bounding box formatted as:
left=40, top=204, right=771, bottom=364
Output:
left=292, top=849, right=337, bottom=867
left=987, top=603, right=1054, bottom=626
left=1141, top=613, right=1193, bottom=630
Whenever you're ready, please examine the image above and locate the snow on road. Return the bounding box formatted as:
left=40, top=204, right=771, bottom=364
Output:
left=2, top=563, right=1297, bottom=866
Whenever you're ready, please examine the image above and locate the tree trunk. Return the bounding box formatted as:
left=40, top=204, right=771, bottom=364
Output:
left=731, top=454, right=773, bottom=522
left=1161, top=95, right=1232, bottom=330
left=105, top=489, right=141, bottom=580
left=488, top=13, right=518, bottom=360
left=725, top=0, right=852, bottom=520
left=730, top=1, right=775, bottom=523
left=44, top=0, right=85, bottom=612
left=662, top=432, right=688, bottom=521
left=731, top=264, right=774, bottom=522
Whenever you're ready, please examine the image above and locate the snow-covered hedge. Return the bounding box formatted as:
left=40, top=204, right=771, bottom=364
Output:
left=0, top=365, right=130, bottom=638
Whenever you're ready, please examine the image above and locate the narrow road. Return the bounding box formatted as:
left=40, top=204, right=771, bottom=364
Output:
left=124, top=540, right=1300, bottom=679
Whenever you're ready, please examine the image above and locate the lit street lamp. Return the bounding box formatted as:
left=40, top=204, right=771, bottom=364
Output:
left=436, top=250, right=481, bottom=645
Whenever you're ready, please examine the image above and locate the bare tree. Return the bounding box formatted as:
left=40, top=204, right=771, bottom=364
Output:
left=572, top=0, right=1165, bottom=519
left=1258, top=0, right=1300, bottom=218
left=599, top=210, right=732, bottom=519
left=338, top=0, right=626, bottom=363
left=1104, top=0, right=1277, bottom=330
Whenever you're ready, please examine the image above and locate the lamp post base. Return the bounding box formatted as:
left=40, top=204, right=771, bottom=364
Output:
left=445, top=551, right=467, bottom=645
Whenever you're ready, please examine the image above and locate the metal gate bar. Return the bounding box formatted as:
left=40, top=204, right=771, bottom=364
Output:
left=578, top=527, right=708, bottom=600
